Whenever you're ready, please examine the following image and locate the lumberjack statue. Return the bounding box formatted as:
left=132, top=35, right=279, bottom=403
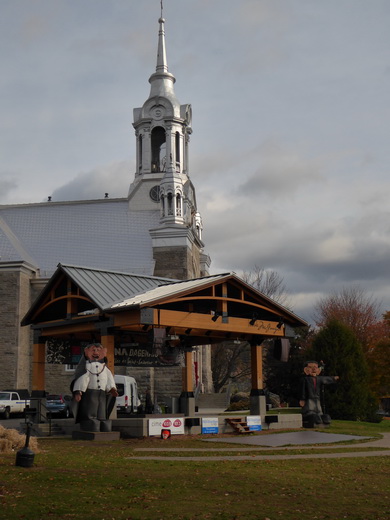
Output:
left=71, top=343, right=118, bottom=432
left=300, top=360, right=339, bottom=428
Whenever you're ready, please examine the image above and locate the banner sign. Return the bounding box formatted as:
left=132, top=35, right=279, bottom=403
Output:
left=114, top=343, right=182, bottom=367
left=148, top=417, right=185, bottom=436
left=46, top=340, right=83, bottom=365
left=45, top=338, right=183, bottom=368
left=246, top=415, right=262, bottom=432
left=201, top=417, right=219, bottom=434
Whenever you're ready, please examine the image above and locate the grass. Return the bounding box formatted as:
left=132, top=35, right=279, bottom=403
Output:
left=0, top=420, right=389, bottom=520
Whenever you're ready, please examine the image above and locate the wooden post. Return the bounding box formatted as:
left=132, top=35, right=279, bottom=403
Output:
left=182, top=350, right=193, bottom=393
left=251, top=343, right=263, bottom=391
left=180, top=350, right=195, bottom=416
left=32, top=334, right=45, bottom=391
left=250, top=343, right=266, bottom=416
left=101, top=333, right=115, bottom=376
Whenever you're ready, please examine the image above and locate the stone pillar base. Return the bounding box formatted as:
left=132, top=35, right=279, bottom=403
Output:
left=249, top=394, right=267, bottom=416
left=179, top=393, right=195, bottom=416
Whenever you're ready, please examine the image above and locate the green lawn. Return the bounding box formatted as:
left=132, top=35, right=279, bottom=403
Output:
left=0, top=420, right=389, bottom=520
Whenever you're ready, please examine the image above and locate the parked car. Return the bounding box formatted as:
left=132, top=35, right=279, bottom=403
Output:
left=0, top=391, right=30, bottom=419
left=46, top=394, right=73, bottom=418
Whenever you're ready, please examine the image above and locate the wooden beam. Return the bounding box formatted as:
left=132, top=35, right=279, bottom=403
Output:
left=156, top=309, right=284, bottom=337
left=38, top=322, right=99, bottom=336
left=182, top=350, right=193, bottom=393
left=33, top=294, right=94, bottom=319
left=148, top=295, right=274, bottom=315
left=251, top=344, right=263, bottom=391
left=112, top=310, right=144, bottom=327
left=32, top=339, right=46, bottom=392
left=101, top=333, right=115, bottom=376
left=222, top=283, right=228, bottom=316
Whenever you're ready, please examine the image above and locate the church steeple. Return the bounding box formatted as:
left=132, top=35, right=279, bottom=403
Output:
left=146, top=16, right=180, bottom=112
left=128, top=12, right=210, bottom=280
left=130, top=14, right=193, bottom=214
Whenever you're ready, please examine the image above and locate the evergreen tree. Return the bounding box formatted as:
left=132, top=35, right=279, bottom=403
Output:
left=262, top=326, right=313, bottom=406
left=308, top=319, right=378, bottom=422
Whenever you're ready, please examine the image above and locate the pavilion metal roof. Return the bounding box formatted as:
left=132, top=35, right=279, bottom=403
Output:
left=22, top=264, right=307, bottom=328
left=108, top=273, right=233, bottom=310
left=59, top=264, right=176, bottom=311
left=108, top=271, right=307, bottom=326
left=21, top=263, right=176, bottom=325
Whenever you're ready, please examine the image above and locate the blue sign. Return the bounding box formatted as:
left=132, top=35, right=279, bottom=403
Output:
left=201, top=417, right=219, bottom=434
left=246, top=415, right=262, bottom=431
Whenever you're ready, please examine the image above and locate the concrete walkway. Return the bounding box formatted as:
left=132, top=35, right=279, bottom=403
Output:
left=130, top=432, right=390, bottom=461
left=202, top=430, right=373, bottom=447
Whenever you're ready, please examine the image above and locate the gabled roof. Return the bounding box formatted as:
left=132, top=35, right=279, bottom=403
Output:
left=23, top=264, right=308, bottom=332
left=59, top=264, right=177, bottom=310
left=22, top=263, right=175, bottom=325
left=108, top=271, right=307, bottom=326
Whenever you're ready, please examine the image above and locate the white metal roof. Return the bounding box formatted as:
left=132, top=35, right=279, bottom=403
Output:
left=109, top=273, right=233, bottom=310
left=60, top=264, right=176, bottom=310
left=0, top=199, right=160, bottom=277
left=109, top=271, right=307, bottom=326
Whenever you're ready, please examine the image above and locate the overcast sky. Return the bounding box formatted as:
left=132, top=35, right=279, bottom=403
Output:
left=1, top=0, right=389, bottom=324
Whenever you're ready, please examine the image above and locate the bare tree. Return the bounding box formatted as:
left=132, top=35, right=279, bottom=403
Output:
left=212, top=265, right=290, bottom=393
left=241, top=265, right=290, bottom=307
left=314, top=285, right=382, bottom=348
left=211, top=340, right=251, bottom=393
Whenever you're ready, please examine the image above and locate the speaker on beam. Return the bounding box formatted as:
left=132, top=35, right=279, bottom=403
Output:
left=273, top=338, right=291, bottom=362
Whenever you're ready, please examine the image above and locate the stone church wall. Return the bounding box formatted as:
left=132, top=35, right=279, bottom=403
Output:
left=0, top=270, right=19, bottom=389
left=44, top=364, right=73, bottom=395
left=153, top=245, right=200, bottom=280
left=0, top=265, right=37, bottom=390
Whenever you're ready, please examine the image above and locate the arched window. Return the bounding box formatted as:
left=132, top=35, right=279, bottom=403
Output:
left=176, top=193, right=182, bottom=216
left=151, top=127, right=166, bottom=172
left=167, top=193, right=173, bottom=215
left=175, top=132, right=181, bottom=171
left=138, top=134, right=143, bottom=172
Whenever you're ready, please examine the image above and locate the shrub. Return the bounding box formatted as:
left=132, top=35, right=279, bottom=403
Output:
left=227, top=399, right=250, bottom=411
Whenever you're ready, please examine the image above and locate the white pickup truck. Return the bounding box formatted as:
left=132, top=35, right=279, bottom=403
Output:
left=0, top=391, right=30, bottom=419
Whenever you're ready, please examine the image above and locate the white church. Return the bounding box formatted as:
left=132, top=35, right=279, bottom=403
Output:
left=0, top=15, right=211, bottom=396
left=0, top=12, right=306, bottom=412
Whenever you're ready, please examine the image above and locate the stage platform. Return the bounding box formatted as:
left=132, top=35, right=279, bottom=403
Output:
left=49, top=411, right=303, bottom=438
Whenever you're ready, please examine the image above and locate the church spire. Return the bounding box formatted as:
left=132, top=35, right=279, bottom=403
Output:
left=155, top=0, right=168, bottom=74
left=148, top=16, right=177, bottom=101
left=156, top=15, right=168, bottom=74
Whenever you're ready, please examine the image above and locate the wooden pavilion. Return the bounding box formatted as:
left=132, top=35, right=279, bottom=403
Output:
left=22, top=264, right=307, bottom=417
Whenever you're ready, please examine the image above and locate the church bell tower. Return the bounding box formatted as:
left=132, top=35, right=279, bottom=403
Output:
left=128, top=15, right=210, bottom=280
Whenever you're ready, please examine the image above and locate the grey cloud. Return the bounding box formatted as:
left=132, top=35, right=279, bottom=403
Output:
left=237, top=141, right=324, bottom=198
left=204, top=202, right=390, bottom=321
left=51, top=161, right=130, bottom=201
left=191, top=148, right=238, bottom=182
left=21, top=14, right=52, bottom=45
left=0, top=178, right=18, bottom=203
left=1, top=0, right=390, bottom=323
